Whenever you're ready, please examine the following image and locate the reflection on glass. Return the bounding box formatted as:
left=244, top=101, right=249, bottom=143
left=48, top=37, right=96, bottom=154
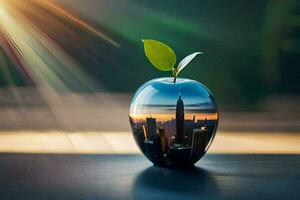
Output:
left=129, top=78, right=219, bottom=168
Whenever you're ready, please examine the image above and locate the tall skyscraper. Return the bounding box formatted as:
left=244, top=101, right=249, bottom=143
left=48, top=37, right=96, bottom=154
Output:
left=146, top=117, right=157, bottom=141
left=176, top=95, right=185, bottom=144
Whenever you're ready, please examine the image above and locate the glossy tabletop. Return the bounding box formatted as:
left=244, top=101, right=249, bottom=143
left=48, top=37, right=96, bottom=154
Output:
left=0, top=153, right=299, bottom=200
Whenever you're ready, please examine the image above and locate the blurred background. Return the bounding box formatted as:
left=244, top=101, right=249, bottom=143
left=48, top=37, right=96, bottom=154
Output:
left=0, top=0, right=299, bottom=153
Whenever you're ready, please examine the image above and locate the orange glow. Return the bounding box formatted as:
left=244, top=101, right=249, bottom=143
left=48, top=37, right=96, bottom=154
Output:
left=0, top=131, right=298, bottom=154
left=130, top=113, right=218, bottom=122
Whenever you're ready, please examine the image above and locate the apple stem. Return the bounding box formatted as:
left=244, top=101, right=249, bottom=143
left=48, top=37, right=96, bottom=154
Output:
left=172, top=68, right=177, bottom=83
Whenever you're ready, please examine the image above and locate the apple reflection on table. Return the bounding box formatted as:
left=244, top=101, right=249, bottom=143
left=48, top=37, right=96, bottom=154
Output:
left=129, top=78, right=219, bottom=168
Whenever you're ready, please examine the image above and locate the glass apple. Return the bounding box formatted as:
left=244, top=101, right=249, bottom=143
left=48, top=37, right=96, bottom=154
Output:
left=129, top=77, right=219, bottom=168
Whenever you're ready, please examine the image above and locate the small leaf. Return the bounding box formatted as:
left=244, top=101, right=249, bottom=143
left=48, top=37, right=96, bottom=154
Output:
left=142, top=39, right=176, bottom=71
left=176, top=52, right=203, bottom=75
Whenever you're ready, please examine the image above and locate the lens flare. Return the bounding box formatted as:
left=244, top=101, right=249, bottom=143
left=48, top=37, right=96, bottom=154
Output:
left=0, top=0, right=120, bottom=91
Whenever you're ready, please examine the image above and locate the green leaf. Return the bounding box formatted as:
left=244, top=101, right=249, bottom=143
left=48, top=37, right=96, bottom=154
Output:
left=142, top=39, right=176, bottom=71
left=176, top=52, right=202, bottom=75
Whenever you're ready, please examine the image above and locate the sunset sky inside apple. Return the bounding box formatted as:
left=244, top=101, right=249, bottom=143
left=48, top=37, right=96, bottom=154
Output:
left=130, top=112, right=218, bottom=122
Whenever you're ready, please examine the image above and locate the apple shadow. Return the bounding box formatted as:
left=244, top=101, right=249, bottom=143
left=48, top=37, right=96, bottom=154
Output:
left=132, top=165, right=220, bottom=199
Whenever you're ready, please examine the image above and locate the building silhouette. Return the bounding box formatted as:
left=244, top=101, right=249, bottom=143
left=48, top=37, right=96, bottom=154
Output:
left=168, top=146, right=191, bottom=166
left=158, top=126, right=168, bottom=154
left=190, top=128, right=208, bottom=162
left=144, top=135, right=162, bottom=164
left=146, top=117, right=157, bottom=141
left=184, top=119, right=196, bottom=146
left=162, top=120, right=176, bottom=146
left=175, top=95, right=185, bottom=144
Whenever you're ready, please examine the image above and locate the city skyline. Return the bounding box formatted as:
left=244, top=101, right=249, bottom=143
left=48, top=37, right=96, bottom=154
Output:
left=130, top=94, right=218, bottom=167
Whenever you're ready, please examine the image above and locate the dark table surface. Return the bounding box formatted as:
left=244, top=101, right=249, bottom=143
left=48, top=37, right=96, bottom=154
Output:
left=0, top=153, right=299, bottom=200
